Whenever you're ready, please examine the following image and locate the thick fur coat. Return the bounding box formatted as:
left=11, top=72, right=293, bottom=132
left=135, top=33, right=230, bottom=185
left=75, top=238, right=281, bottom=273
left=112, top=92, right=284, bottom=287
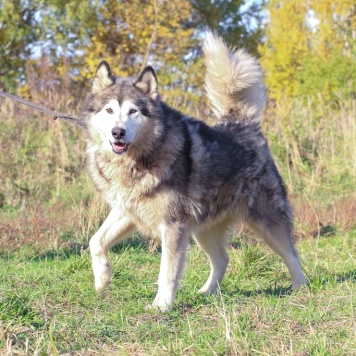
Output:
left=83, top=32, right=306, bottom=311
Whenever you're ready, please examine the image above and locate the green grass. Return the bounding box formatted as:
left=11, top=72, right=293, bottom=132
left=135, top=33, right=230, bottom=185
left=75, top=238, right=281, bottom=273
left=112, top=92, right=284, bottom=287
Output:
left=1, top=231, right=355, bottom=355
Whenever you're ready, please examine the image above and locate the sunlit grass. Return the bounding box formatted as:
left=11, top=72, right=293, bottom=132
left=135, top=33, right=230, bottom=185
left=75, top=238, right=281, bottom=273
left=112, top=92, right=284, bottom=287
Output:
left=1, top=231, right=355, bottom=354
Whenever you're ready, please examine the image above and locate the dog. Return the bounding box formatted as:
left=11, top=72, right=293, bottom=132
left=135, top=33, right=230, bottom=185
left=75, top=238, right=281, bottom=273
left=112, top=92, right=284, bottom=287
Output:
left=82, top=32, right=306, bottom=312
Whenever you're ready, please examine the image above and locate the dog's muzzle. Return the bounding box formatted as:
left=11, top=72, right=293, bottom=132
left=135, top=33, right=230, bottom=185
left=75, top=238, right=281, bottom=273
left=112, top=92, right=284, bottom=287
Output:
left=110, top=127, right=129, bottom=154
left=111, top=127, right=126, bottom=140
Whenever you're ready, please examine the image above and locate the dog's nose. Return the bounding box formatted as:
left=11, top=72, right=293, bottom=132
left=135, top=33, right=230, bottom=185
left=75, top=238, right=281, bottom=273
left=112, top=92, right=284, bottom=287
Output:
left=111, top=127, right=126, bottom=139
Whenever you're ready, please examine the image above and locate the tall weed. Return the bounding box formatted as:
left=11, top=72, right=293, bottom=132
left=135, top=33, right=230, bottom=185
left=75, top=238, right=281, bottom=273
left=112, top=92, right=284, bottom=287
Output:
left=0, top=93, right=355, bottom=249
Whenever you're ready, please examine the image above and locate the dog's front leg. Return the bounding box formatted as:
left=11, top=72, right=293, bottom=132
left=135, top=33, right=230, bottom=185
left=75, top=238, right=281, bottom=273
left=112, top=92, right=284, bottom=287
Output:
left=151, top=223, right=188, bottom=312
left=89, top=208, right=136, bottom=292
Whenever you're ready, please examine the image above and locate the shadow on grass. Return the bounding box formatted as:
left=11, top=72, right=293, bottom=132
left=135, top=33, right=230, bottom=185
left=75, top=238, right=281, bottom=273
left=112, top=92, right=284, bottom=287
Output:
left=174, top=270, right=356, bottom=314
left=27, top=243, right=87, bottom=262
left=336, top=270, right=356, bottom=282
left=226, top=269, right=356, bottom=300
left=222, top=284, right=294, bottom=299
left=111, top=235, right=152, bottom=254
left=307, top=269, right=356, bottom=290
left=25, top=235, right=152, bottom=262
left=172, top=285, right=294, bottom=316
left=241, top=285, right=294, bottom=297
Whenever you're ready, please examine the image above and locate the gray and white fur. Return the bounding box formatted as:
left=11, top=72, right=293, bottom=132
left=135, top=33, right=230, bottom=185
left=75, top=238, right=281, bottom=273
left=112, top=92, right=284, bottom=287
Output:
left=83, top=32, right=306, bottom=312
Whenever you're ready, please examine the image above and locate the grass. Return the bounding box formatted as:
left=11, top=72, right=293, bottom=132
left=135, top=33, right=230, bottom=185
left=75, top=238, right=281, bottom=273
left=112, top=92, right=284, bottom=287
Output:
left=1, top=231, right=356, bottom=355
left=0, top=93, right=355, bottom=354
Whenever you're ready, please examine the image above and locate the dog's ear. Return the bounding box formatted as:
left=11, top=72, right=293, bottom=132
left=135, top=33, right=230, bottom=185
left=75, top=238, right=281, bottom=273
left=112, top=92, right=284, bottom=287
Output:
left=134, top=66, right=158, bottom=99
left=92, top=61, right=115, bottom=93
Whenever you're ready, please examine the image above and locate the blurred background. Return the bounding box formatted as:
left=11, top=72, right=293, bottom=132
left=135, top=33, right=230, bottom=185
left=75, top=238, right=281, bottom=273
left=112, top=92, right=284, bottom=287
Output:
left=0, top=0, right=355, bottom=251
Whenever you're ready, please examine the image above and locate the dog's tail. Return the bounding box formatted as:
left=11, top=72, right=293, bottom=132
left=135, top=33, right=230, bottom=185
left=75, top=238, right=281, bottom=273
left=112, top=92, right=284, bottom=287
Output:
left=203, top=31, right=265, bottom=121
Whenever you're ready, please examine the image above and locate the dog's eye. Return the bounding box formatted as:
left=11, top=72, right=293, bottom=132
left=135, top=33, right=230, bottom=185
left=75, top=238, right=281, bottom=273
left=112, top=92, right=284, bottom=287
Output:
left=128, top=108, right=137, bottom=115
left=106, top=108, right=113, bottom=114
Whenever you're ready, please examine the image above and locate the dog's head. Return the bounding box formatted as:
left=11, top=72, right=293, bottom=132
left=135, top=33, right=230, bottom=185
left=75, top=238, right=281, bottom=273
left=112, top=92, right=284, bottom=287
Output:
left=85, top=61, right=163, bottom=156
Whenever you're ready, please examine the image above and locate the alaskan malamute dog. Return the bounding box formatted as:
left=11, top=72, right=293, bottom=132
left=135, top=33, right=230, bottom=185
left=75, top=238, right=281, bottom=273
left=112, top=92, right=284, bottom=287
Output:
left=83, top=32, right=306, bottom=311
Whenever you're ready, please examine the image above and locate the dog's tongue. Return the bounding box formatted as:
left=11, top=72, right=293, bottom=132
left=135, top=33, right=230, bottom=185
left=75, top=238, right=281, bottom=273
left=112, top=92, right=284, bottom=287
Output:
left=112, top=142, right=127, bottom=153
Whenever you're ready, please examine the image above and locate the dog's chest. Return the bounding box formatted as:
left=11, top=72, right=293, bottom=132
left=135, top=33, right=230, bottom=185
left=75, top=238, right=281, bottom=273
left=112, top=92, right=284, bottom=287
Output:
left=87, top=149, right=169, bottom=217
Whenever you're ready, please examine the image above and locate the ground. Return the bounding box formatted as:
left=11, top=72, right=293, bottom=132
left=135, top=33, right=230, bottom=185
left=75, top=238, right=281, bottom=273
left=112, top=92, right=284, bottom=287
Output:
left=1, top=230, right=355, bottom=355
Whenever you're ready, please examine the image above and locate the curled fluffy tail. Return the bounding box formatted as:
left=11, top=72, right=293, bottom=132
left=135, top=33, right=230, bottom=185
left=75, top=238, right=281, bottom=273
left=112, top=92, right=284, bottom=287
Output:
left=203, top=31, right=265, bottom=121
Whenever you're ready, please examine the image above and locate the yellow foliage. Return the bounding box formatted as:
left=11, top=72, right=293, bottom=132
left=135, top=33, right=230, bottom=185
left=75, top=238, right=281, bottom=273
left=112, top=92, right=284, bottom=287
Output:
left=310, top=0, right=356, bottom=59
left=82, top=0, right=195, bottom=81
left=259, top=0, right=356, bottom=102
left=258, top=0, right=309, bottom=103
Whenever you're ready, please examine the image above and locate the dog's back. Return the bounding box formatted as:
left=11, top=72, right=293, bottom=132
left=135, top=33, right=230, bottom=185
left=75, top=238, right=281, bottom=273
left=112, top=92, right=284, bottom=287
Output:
left=86, top=32, right=306, bottom=312
left=169, top=33, right=287, bottom=228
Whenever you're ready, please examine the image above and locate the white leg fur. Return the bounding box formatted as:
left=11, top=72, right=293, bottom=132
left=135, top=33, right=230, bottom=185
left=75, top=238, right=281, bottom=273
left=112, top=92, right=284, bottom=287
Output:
left=249, top=221, right=306, bottom=289
left=150, top=224, right=188, bottom=312
left=194, top=223, right=230, bottom=295
left=89, top=209, right=135, bottom=292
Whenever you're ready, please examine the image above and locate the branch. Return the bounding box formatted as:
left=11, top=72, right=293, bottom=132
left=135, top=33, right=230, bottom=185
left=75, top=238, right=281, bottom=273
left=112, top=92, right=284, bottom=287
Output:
left=140, top=0, right=159, bottom=72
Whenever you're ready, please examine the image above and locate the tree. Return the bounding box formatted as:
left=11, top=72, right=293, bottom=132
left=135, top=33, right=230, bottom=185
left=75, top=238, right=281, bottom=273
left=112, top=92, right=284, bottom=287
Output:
left=191, top=0, right=265, bottom=56
left=0, top=0, right=38, bottom=91
left=80, top=0, right=201, bottom=106
left=298, top=0, right=356, bottom=99
left=258, top=0, right=309, bottom=102
left=1, top=0, right=267, bottom=107
left=259, top=0, right=356, bottom=102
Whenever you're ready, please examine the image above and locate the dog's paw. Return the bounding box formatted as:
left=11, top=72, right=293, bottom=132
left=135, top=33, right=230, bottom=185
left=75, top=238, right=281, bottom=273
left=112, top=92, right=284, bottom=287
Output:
left=292, top=281, right=308, bottom=292
left=147, top=293, right=174, bottom=313
left=146, top=302, right=171, bottom=313
left=95, top=274, right=112, bottom=292
left=292, top=276, right=307, bottom=290
left=198, top=283, right=218, bottom=296
left=198, top=287, right=212, bottom=296
left=93, top=262, right=112, bottom=292
left=145, top=303, right=170, bottom=313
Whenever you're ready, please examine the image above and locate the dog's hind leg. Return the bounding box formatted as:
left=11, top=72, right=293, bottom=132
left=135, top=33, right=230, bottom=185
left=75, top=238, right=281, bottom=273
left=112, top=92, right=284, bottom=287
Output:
left=247, top=213, right=306, bottom=290
left=89, top=208, right=136, bottom=292
left=193, top=221, right=230, bottom=295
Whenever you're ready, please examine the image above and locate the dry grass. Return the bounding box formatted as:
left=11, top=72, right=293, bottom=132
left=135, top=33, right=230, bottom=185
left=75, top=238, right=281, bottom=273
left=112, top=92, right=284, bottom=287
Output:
left=0, top=92, right=355, bottom=254
left=263, top=95, right=356, bottom=237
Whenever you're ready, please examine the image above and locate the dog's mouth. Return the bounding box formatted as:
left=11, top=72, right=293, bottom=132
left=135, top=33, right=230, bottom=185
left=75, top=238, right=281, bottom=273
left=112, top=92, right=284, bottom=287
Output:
left=110, top=141, right=130, bottom=154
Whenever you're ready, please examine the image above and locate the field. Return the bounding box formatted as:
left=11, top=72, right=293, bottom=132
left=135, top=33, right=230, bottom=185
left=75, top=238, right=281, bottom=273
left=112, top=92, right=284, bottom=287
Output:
left=1, top=231, right=355, bottom=355
left=0, top=94, right=355, bottom=355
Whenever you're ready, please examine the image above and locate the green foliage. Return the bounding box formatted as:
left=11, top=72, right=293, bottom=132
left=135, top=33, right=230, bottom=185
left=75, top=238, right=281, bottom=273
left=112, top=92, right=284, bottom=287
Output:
left=259, top=0, right=310, bottom=102
left=191, top=0, right=265, bottom=55
left=0, top=0, right=38, bottom=91
left=298, top=53, right=356, bottom=99
left=87, top=0, right=195, bottom=70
